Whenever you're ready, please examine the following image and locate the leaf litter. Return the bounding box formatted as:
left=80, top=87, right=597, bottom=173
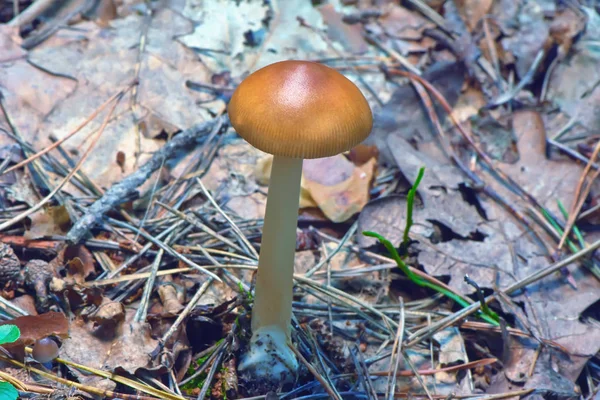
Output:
left=1, top=0, right=600, bottom=399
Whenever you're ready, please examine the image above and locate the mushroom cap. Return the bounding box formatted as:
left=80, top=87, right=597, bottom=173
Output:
left=32, top=337, right=59, bottom=363
left=228, top=60, right=373, bottom=159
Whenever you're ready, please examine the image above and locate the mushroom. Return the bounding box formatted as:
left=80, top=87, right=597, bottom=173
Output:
left=32, top=337, right=60, bottom=364
left=228, top=60, right=372, bottom=384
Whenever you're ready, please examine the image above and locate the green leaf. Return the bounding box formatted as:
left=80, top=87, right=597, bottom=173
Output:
left=0, top=381, right=19, bottom=400
left=0, top=325, right=20, bottom=345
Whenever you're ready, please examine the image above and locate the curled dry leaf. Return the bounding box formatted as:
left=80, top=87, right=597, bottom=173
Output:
left=61, top=245, right=96, bottom=284
left=257, top=154, right=376, bottom=223
left=24, top=205, right=72, bottom=240
left=158, top=283, right=185, bottom=315
left=87, top=298, right=126, bottom=339
left=50, top=278, right=103, bottom=313
left=60, top=308, right=158, bottom=376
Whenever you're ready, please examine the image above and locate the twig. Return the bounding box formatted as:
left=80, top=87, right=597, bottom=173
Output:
left=196, top=178, right=259, bottom=260
left=559, top=139, right=600, bottom=249
left=1, top=355, right=184, bottom=400
left=109, top=218, right=221, bottom=281
left=66, top=115, right=227, bottom=244
left=8, top=0, right=54, bottom=27
left=197, top=344, right=226, bottom=400
left=161, top=278, right=214, bottom=345
left=386, top=298, right=405, bottom=400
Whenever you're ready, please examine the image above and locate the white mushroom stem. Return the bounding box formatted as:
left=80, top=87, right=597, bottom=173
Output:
left=239, top=155, right=302, bottom=383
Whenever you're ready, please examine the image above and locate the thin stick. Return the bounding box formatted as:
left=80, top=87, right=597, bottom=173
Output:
left=161, top=278, right=213, bottom=344
left=196, top=178, right=259, bottom=260
left=66, top=116, right=227, bottom=243
left=386, top=298, right=405, bottom=400
left=109, top=218, right=221, bottom=282
left=559, top=142, right=600, bottom=248
left=8, top=0, right=54, bottom=27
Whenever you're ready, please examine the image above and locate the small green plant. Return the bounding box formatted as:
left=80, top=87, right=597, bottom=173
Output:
left=0, top=325, right=21, bottom=400
left=362, top=167, right=500, bottom=326
left=180, top=339, right=225, bottom=395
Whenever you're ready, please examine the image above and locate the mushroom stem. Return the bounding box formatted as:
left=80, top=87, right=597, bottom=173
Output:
left=239, top=155, right=302, bottom=383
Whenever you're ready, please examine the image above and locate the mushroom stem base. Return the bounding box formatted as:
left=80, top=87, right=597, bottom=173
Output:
left=238, top=325, right=298, bottom=385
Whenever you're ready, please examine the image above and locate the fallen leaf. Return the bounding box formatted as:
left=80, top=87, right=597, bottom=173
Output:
left=157, top=282, right=185, bottom=315
left=8, top=8, right=217, bottom=189
left=0, top=25, right=25, bottom=63
left=256, top=153, right=376, bottom=222
left=0, top=312, right=69, bottom=359
left=9, top=295, right=38, bottom=316
left=319, top=4, right=368, bottom=53
left=454, top=0, right=492, bottom=31
left=546, top=7, right=600, bottom=131
left=24, top=205, right=72, bottom=240
left=180, top=0, right=334, bottom=76
left=378, top=5, right=435, bottom=41
left=303, top=155, right=376, bottom=223
left=60, top=308, right=158, bottom=376
left=367, top=61, right=465, bottom=164
left=432, top=327, right=474, bottom=394
left=62, top=245, right=97, bottom=284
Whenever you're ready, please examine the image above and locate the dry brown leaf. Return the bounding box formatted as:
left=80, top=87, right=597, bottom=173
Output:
left=499, top=2, right=550, bottom=78
left=3, top=8, right=218, bottom=189
left=158, top=282, right=185, bottom=315
left=454, top=0, right=492, bottom=31
left=319, top=4, right=368, bottom=54
left=10, top=295, right=38, bottom=316
left=60, top=308, right=158, bottom=375
left=0, top=25, right=26, bottom=63
left=546, top=7, right=600, bottom=131
left=24, top=205, right=72, bottom=240
left=256, top=153, right=375, bottom=222
left=378, top=5, right=434, bottom=41
left=303, top=155, right=376, bottom=223
left=0, top=312, right=69, bottom=359
left=179, top=0, right=334, bottom=76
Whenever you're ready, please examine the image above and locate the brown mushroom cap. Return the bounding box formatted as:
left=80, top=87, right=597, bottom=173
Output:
left=228, top=60, right=373, bottom=159
left=32, top=337, right=59, bottom=363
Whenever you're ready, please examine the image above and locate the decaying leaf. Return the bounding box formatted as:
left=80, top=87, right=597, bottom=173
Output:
left=256, top=153, right=376, bottom=223
left=0, top=312, right=69, bottom=359
left=319, top=4, right=368, bottom=54
left=302, top=155, right=376, bottom=223
left=60, top=308, right=158, bottom=376
left=24, top=205, right=72, bottom=240
left=180, top=0, right=334, bottom=76
left=546, top=7, right=600, bottom=131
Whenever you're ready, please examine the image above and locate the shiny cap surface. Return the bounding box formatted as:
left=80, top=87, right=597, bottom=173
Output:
left=228, top=60, right=373, bottom=159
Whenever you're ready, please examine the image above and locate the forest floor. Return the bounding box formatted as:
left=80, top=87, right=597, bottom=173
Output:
left=1, top=0, right=600, bottom=399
